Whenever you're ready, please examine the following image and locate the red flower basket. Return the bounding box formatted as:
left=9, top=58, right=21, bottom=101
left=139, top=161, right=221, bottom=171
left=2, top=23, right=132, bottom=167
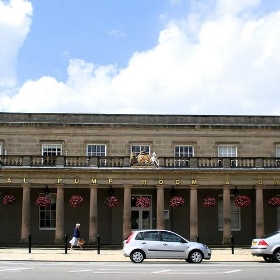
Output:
left=268, top=197, right=280, bottom=207
left=3, top=194, right=16, bottom=205
left=136, top=196, right=151, bottom=208
left=70, top=195, right=84, bottom=208
left=235, top=195, right=250, bottom=208
left=36, top=196, right=51, bottom=207
left=203, top=197, right=216, bottom=207
left=104, top=196, right=118, bottom=208
left=170, top=196, right=185, bottom=207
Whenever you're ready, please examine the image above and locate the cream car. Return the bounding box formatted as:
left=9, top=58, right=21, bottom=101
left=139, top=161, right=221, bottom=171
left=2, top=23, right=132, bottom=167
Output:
left=122, top=229, right=211, bottom=263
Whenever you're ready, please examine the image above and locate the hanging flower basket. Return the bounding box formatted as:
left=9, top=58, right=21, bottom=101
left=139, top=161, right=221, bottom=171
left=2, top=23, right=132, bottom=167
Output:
left=69, top=195, right=84, bottom=208
left=3, top=194, right=16, bottom=205
left=235, top=195, right=251, bottom=208
left=170, top=196, right=185, bottom=207
left=136, top=196, right=151, bottom=208
left=36, top=196, right=51, bottom=207
left=268, top=197, right=280, bottom=207
left=104, top=196, right=118, bottom=208
left=203, top=197, right=216, bottom=207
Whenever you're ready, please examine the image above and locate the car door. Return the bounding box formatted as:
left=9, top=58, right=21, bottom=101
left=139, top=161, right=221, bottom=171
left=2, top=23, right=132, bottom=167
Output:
left=160, top=231, right=188, bottom=258
left=140, top=231, right=162, bottom=258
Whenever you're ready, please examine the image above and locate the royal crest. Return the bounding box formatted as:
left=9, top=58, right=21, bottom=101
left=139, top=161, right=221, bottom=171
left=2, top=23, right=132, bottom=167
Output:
left=130, top=151, right=159, bottom=167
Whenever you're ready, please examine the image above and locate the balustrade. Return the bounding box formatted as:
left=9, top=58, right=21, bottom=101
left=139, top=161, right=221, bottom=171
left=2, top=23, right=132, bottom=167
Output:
left=0, top=155, right=279, bottom=169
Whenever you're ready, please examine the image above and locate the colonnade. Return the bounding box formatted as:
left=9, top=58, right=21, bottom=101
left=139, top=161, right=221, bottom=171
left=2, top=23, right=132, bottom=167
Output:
left=20, top=183, right=265, bottom=244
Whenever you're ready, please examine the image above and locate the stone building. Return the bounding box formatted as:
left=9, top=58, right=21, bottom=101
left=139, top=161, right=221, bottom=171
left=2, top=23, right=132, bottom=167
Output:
left=0, top=113, right=280, bottom=246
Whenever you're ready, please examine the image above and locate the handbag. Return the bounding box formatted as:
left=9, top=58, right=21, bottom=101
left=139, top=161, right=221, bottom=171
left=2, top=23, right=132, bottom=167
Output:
left=78, top=238, right=85, bottom=246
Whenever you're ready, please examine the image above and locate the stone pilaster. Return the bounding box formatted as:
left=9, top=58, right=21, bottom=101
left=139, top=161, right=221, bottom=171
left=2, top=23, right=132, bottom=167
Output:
left=88, top=184, right=98, bottom=244
left=156, top=185, right=165, bottom=229
left=20, top=183, right=31, bottom=244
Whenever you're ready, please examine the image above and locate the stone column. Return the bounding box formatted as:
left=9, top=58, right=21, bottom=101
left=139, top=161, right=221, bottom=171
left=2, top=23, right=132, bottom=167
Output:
left=222, top=185, right=231, bottom=245
left=123, top=185, right=132, bottom=240
left=156, top=185, right=165, bottom=229
left=89, top=184, right=98, bottom=244
left=20, top=183, right=31, bottom=244
left=255, top=185, right=264, bottom=238
left=189, top=185, right=198, bottom=241
left=55, top=184, right=65, bottom=244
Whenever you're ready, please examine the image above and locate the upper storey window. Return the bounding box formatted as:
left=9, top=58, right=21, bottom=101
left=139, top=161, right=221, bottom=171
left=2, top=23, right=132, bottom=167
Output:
left=218, top=145, right=237, bottom=157
left=87, top=144, right=106, bottom=156
left=174, top=146, right=193, bottom=157
left=42, top=144, right=62, bottom=156
left=131, top=145, right=150, bottom=156
left=42, top=144, right=62, bottom=166
left=276, top=146, right=280, bottom=158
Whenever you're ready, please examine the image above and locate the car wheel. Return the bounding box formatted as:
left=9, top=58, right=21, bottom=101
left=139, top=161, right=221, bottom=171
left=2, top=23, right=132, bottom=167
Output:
left=188, top=250, right=203, bottom=263
left=273, top=249, right=280, bottom=262
left=263, top=256, right=274, bottom=262
left=130, top=250, right=145, bottom=263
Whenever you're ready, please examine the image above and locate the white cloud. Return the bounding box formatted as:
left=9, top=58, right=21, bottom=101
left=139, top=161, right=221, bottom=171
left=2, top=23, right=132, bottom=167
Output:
left=0, top=0, right=32, bottom=87
left=1, top=0, right=280, bottom=115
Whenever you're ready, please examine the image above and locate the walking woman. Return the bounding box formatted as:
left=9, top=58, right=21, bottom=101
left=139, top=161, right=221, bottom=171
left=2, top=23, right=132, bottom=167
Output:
left=69, top=223, right=83, bottom=250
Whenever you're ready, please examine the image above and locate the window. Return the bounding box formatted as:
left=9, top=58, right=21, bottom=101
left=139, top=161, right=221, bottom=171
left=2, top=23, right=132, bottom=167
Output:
left=218, top=146, right=237, bottom=157
left=276, top=147, right=280, bottom=158
left=161, top=231, right=182, bottom=243
left=87, top=144, right=106, bottom=156
left=174, top=146, right=193, bottom=157
left=42, top=144, right=62, bottom=156
left=218, top=195, right=240, bottom=231
left=131, top=145, right=150, bottom=155
left=39, top=193, right=56, bottom=230
left=42, top=144, right=62, bottom=165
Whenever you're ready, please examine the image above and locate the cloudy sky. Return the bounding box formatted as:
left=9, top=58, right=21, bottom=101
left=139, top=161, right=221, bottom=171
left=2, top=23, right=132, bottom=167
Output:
left=0, top=0, right=280, bottom=115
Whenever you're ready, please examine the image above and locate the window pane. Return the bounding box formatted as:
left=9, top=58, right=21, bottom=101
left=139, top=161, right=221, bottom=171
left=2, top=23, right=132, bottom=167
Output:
left=131, top=145, right=150, bottom=155
left=87, top=144, right=106, bottom=156
left=218, top=146, right=237, bottom=157
left=42, top=144, right=62, bottom=156
left=174, top=146, right=193, bottom=157
left=276, top=147, right=280, bottom=158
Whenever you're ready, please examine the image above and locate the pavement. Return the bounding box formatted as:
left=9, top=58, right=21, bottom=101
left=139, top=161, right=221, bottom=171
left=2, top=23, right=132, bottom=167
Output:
left=0, top=247, right=262, bottom=262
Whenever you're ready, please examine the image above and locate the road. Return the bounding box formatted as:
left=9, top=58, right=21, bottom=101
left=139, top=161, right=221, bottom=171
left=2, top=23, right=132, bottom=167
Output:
left=0, top=261, right=279, bottom=279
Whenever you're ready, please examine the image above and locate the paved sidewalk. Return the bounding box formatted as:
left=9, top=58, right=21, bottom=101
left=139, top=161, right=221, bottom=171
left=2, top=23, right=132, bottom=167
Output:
left=0, top=247, right=262, bottom=262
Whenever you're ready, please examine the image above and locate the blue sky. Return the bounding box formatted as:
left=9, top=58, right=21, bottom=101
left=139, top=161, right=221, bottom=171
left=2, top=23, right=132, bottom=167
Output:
left=1, top=0, right=280, bottom=115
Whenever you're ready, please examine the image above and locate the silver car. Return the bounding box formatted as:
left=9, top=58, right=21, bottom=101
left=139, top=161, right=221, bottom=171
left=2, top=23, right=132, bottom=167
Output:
left=250, top=231, right=280, bottom=262
left=122, top=229, right=211, bottom=263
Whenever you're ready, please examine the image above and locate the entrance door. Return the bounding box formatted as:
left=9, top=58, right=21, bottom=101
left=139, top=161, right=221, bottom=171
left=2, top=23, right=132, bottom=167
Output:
left=131, top=209, right=151, bottom=230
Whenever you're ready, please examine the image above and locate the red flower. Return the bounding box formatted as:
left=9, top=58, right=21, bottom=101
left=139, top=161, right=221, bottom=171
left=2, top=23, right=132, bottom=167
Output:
left=136, top=196, right=151, bottom=208
left=36, top=196, right=51, bottom=207
left=203, top=197, right=216, bottom=207
left=104, top=196, right=118, bottom=208
left=235, top=195, right=250, bottom=208
left=268, top=197, right=280, bottom=207
left=170, top=196, right=185, bottom=207
left=70, top=195, right=84, bottom=208
left=3, top=194, right=16, bottom=205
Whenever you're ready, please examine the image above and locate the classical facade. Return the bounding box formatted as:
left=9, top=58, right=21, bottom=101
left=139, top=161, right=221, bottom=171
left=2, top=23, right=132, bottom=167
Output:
left=0, top=113, right=280, bottom=246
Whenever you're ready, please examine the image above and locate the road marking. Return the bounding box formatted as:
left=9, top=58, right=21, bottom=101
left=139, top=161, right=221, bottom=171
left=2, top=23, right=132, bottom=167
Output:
left=223, top=270, right=241, bottom=274
left=0, top=268, right=33, bottom=272
left=69, top=269, right=92, bottom=273
left=152, top=270, right=171, bottom=273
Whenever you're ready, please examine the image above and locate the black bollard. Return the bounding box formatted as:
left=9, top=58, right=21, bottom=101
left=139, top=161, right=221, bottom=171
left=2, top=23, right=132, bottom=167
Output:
left=231, top=235, right=234, bottom=254
left=64, top=234, right=68, bottom=254
left=196, top=235, right=199, bottom=243
left=28, top=234, right=31, bottom=253
left=97, top=234, right=100, bottom=254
